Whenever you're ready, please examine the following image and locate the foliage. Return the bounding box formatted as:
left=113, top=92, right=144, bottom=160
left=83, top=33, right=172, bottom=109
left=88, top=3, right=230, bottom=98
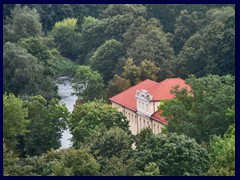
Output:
left=135, top=162, right=161, bottom=176
left=3, top=42, right=57, bottom=100
left=126, top=29, right=175, bottom=80
left=172, top=10, right=201, bottom=53
left=106, top=75, right=131, bottom=98
left=176, top=7, right=235, bottom=77
left=4, top=5, right=42, bottom=43
left=121, top=58, right=160, bottom=85
left=48, top=148, right=100, bottom=176
left=135, top=133, right=210, bottom=176
left=89, top=39, right=125, bottom=83
left=69, top=101, right=129, bottom=147
left=72, top=65, right=104, bottom=102
left=19, top=37, right=51, bottom=63
left=50, top=18, right=82, bottom=60
left=20, top=95, right=69, bottom=156
left=205, top=125, right=235, bottom=176
left=134, top=128, right=153, bottom=149
left=101, top=4, right=146, bottom=18
left=160, top=75, right=235, bottom=143
left=3, top=93, right=29, bottom=152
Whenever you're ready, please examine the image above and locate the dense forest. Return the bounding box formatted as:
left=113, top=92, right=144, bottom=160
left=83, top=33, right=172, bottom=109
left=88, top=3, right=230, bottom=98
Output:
left=3, top=4, right=235, bottom=176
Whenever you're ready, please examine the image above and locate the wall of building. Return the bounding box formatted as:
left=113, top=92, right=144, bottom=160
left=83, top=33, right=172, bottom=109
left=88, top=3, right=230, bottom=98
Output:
left=111, top=102, right=163, bottom=135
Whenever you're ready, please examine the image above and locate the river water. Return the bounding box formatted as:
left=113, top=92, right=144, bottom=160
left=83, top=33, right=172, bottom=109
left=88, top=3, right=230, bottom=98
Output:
left=56, top=76, right=78, bottom=149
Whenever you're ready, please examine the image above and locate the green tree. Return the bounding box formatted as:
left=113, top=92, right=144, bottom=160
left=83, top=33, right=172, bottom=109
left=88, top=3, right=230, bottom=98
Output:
left=19, top=37, right=51, bottom=63
left=121, top=58, right=141, bottom=85
left=135, top=133, right=210, bottom=176
left=84, top=126, right=135, bottom=176
left=89, top=39, right=125, bottom=83
left=135, top=162, right=161, bottom=176
left=126, top=29, right=175, bottom=80
left=49, top=18, right=82, bottom=60
left=205, top=125, right=235, bottom=176
left=49, top=148, right=100, bottom=176
left=3, top=93, right=29, bottom=152
left=172, top=10, right=201, bottom=53
left=4, top=42, right=57, bottom=100
left=121, top=58, right=160, bottom=85
left=134, top=128, right=153, bottom=149
left=20, top=95, right=69, bottom=156
left=69, top=101, right=129, bottom=147
left=176, top=7, right=235, bottom=77
left=106, top=75, right=131, bottom=98
left=4, top=5, right=42, bottom=43
left=160, top=75, right=235, bottom=143
left=77, top=16, right=108, bottom=64
left=139, top=60, right=160, bottom=81
left=72, top=65, right=104, bottom=102
left=101, top=4, right=146, bottom=18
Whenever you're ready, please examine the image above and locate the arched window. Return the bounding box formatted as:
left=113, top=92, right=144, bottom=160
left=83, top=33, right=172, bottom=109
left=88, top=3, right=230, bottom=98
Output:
left=154, top=124, right=156, bottom=133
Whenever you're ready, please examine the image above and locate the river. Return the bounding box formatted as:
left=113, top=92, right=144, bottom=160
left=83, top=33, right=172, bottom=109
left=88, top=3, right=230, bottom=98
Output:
left=56, top=76, right=78, bottom=149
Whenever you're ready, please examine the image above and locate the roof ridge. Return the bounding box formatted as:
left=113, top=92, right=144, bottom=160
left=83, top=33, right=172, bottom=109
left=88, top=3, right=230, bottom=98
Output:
left=152, top=78, right=169, bottom=97
left=109, top=79, right=157, bottom=100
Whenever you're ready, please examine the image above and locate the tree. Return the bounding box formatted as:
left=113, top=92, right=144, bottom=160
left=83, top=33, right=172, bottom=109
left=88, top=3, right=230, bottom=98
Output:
left=84, top=126, right=135, bottom=176
left=106, top=75, right=131, bottom=98
left=205, top=125, right=235, bottom=176
left=126, top=29, right=175, bottom=80
left=135, top=162, right=161, bottom=176
left=3, top=93, right=29, bottom=152
left=4, top=5, right=42, bottom=43
left=3, top=42, right=57, bottom=100
left=134, top=128, right=153, bottom=149
left=172, top=10, right=201, bottom=53
left=176, top=7, right=235, bottom=77
left=49, top=148, right=100, bottom=176
left=121, top=58, right=160, bottom=85
left=101, top=4, right=146, bottom=18
left=19, top=37, right=51, bottom=63
left=139, top=60, right=160, bottom=81
left=20, top=95, right=69, bottom=156
left=89, top=39, right=125, bottom=83
left=69, top=101, right=129, bottom=147
left=77, top=16, right=108, bottom=64
left=90, top=127, right=133, bottom=159
left=121, top=58, right=141, bottom=85
left=72, top=65, right=104, bottom=102
left=160, top=75, right=235, bottom=143
left=49, top=18, right=82, bottom=60
left=134, top=133, right=210, bottom=176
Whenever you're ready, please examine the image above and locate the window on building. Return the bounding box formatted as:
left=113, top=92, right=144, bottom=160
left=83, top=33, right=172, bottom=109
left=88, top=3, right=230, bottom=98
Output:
left=140, top=118, right=142, bottom=129
left=142, top=102, right=144, bottom=110
left=132, top=114, right=134, bottom=123
left=154, top=124, right=156, bottom=133
left=135, top=116, right=137, bottom=124
left=146, top=104, right=149, bottom=111
left=157, top=126, right=160, bottom=133
left=139, top=100, right=141, bottom=109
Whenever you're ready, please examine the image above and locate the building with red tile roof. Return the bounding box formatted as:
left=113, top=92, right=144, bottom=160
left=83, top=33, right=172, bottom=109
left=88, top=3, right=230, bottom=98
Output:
left=109, top=78, right=190, bottom=134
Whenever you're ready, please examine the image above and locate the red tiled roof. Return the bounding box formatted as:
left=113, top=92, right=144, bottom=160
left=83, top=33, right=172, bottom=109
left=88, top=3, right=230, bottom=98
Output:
left=147, top=78, right=191, bottom=101
left=109, top=78, right=191, bottom=124
left=109, top=79, right=157, bottom=111
left=151, top=110, right=167, bottom=124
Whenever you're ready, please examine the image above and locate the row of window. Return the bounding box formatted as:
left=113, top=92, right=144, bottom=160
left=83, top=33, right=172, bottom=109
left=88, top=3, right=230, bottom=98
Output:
left=125, top=111, right=161, bottom=134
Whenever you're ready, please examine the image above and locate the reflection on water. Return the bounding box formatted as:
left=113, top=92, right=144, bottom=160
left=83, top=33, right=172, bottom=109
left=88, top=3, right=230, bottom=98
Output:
left=56, top=76, right=78, bottom=149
